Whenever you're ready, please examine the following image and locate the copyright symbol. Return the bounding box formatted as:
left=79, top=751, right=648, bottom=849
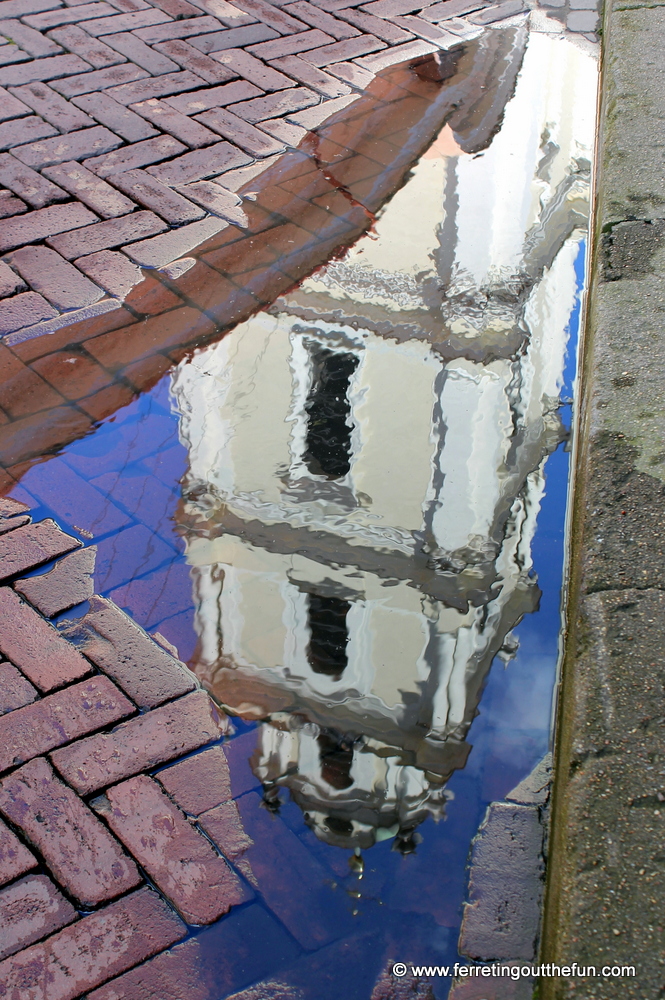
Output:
left=392, top=964, right=408, bottom=978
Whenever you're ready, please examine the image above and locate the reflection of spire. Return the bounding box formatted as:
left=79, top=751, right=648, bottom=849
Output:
left=173, top=25, right=595, bottom=853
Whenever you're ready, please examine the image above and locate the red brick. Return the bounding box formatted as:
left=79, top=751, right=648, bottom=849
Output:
left=0, top=115, right=57, bottom=152
left=46, top=24, right=127, bottom=68
left=247, top=27, right=334, bottom=59
left=0, top=152, right=67, bottom=209
left=122, top=215, right=229, bottom=267
left=150, top=0, right=204, bottom=16
left=83, top=7, right=172, bottom=35
left=0, top=661, right=37, bottom=714
left=72, top=91, right=159, bottom=142
left=42, top=160, right=136, bottom=219
left=97, top=775, right=248, bottom=923
left=0, top=17, right=60, bottom=56
left=0, top=202, right=98, bottom=253
left=354, top=38, right=437, bottom=70
left=0, top=193, right=27, bottom=222
left=198, top=799, right=254, bottom=860
left=63, top=595, right=197, bottom=709
left=51, top=63, right=150, bottom=99
left=231, top=0, right=308, bottom=33
left=303, top=33, right=386, bottom=65
left=154, top=38, right=237, bottom=83
left=75, top=249, right=143, bottom=298
left=0, top=86, right=31, bottom=122
left=283, top=0, right=361, bottom=36
left=108, top=69, right=208, bottom=106
left=157, top=745, right=232, bottom=815
left=13, top=125, right=124, bottom=170
left=51, top=689, right=227, bottom=793
left=130, top=97, right=220, bottom=147
left=178, top=179, right=247, bottom=224
left=47, top=210, right=168, bottom=260
left=146, top=139, right=251, bottom=184
left=86, top=937, right=212, bottom=1000
left=228, top=85, right=318, bottom=122
left=0, top=585, right=89, bottom=691
left=0, top=757, right=140, bottom=905
left=14, top=545, right=96, bottom=616
left=111, top=168, right=205, bottom=224
left=0, top=816, right=35, bottom=887
left=269, top=53, right=351, bottom=96
left=391, top=13, right=458, bottom=40
left=0, top=404, right=93, bottom=469
left=9, top=82, right=95, bottom=133
left=0, top=519, right=81, bottom=582
left=335, top=5, right=415, bottom=40
left=133, top=12, right=222, bottom=42
left=7, top=245, right=104, bottom=311
left=86, top=134, right=186, bottom=177
left=0, top=53, right=90, bottom=87
left=23, top=2, right=117, bottom=29
left=186, top=21, right=277, bottom=53
left=0, top=292, right=57, bottom=337
left=165, top=79, right=262, bottom=113
left=212, top=48, right=293, bottom=90
left=196, top=106, right=284, bottom=155
left=0, top=674, right=134, bottom=773
left=0, top=886, right=186, bottom=1000
left=192, top=0, right=258, bottom=23
left=103, top=30, right=180, bottom=74
left=0, top=875, right=76, bottom=961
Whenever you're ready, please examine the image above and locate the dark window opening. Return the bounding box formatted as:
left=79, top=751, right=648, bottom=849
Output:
left=303, top=345, right=358, bottom=480
left=306, top=594, right=350, bottom=679
left=318, top=733, right=355, bottom=790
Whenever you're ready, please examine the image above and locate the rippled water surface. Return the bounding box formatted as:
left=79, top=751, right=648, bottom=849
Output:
left=12, top=22, right=597, bottom=999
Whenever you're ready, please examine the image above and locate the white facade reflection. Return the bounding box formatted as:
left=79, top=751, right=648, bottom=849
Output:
left=171, top=26, right=596, bottom=851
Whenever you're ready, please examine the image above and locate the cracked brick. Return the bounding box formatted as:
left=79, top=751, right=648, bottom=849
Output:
left=42, top=159, right=136, bottom=218
left=130, top=96, right=221, bottom=146
left=156, top=745, right=232, bottom=815
left=198, top=798, right=253, bottom=860
left=0, top=887, right=186, bottom=1000
left=95, top=775, right=248, bottom=924
left=13, top=126, right=124, bottom=170
left=8, top=81, right=95, bottom=133
left=14, top=545, right=97, bottom=616
left=51, top=689, right=227, bottom=793
left=72, top=91, right=160, bottom=142
left=177, top=179, right=246, bottom=223
left=7, top=245, right=105, bottom=310
left=47, top=209, right=168, bottom=258
left=0, top=661, right=37, bottom=715
left=0, top=875, right=76, bottom=962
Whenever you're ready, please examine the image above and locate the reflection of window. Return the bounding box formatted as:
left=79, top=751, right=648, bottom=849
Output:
left=304, top=344, right=359, bottom=480
left=318, top=732, right=354, bottom=790
left=306, top=594, right=350, bottom=679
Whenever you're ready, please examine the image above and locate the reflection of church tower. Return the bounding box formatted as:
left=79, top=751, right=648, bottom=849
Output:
left=172, top=26, right=596, bottom=851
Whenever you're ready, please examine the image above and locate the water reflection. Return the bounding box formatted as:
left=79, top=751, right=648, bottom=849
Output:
left=171, top=26, right=596, bottom=857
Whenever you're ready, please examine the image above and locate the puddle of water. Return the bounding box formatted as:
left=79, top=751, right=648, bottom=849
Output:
left=10, top=22, right=596, bottom=1000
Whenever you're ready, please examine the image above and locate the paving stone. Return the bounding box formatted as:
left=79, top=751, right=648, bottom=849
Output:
left=29, top=350, right=111, bottom=402
left=0, top=757, right=141, bottom=906
left=75, top=248, right=144, bottom=297
left=47, top=210, right=168, bottom=259
left=419, top=0, right=487, bottom=20
left=13, top=126, right=124, bottom=170
left=283, top=1, right=361, bottom=37
left=109, top=166, right=204, bottom=222
left=85, top=937, right=214, bottom=1000
left=198, top=799, right=254, bottom=859
left=62, top=594, right=197, bottom=708
left=269, top=54, right=351, bottom=96
left=133, top=13, right=222, bottom=42
left=6, top=245, right=105, bottom=310
left=0, top=0, right=61, bottom=16
left=228, top=85, right=319, bottom=122
left=211, top=47, right=293, bottom=90
left=335, top=6, right=414, bottom=41
left=52, top=689, right=226, bottom=793
left=0, top=874, right=76, bottom=962
left=247, top=28, right=335, bottom=59
left=391, top=14, right=459, bottom=42
left=302, top=33, right=386, bottom=64
left=0, top=291, right=57, bottom=336
left=188, top=22, right=278, bottom=54
left=165, top=78, right=262, bottom=113
left=96, top=774, right=248, bottom=924
left=0, top=517, right=81, bottom=583
left=354, top=38, right=437, bottom=70
left=0, top=44, right=34, bottom=68
left=0, top=674, right=133, bottom=772
left=189, top=0, right=257, bottom=26
left=86, top=134, right=186, bottom=176
left=230, top=0, right=309, bottom=33
left=566, top=8, right=597, bottom=29
left=123, top=214, right=229, bottom=265
left=0, top=17, right=62, bottom=57
left=255, top=116, right=307, bottom=145
left=72, top=91, right=159, bottom=142
left=0, top=115, right=57, bottom=152
left=0, top=262, right=24, bottom=299
left=196, top=105, right=285, bottom=155
left=83, top=7, right=172, bottom=35
left=0, top=585, right=90, bottom=691
left=42, top=160, right=136, bottom=219
left=359, top=0, right=422, bottom=13
left=23, top=2, right=118, bottom=29
left=154, top=38, right=237, bottom=82
left=156, top=745, right=233, bottom=815
left=0, top=53, right=91, bottom=87
left=0, top=886, right=186, bottom=1000
left=46, top=24, right=127, bottom=68
left=0, top=86, right=31, bottom=122
left=0, top=661, right=37, bottom=715
left=466, top=0, right=524, bottom=19
left=325, top=58, right=374, bottom=88
left=8, top=82, right=95, bottom=133
left=14, top=545, right=97, bottom=616
left=106, top=69, right=206, bottom=105
left=130, top=97, right=220, bottom=146
left=0, top=152, right=68, bottom=208
left=151, top=0, right=204, bottom=16
left=0, top=816, right=35, bottom=887
left=178, top=179, right=247, bottom=223
left=287, top=91, right=358, bottom=126
left=104, top=29, right=180, bottom=74
left=50, top=62, right=151, bottom=99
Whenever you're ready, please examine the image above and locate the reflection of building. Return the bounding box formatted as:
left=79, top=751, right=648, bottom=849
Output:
left=172, top=27, right=597, bottom=851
